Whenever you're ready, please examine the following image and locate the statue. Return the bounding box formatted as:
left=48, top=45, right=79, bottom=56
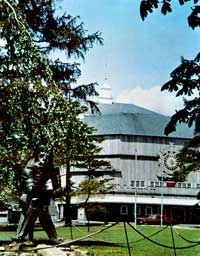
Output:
left=12, top=151, right=63, bottom=244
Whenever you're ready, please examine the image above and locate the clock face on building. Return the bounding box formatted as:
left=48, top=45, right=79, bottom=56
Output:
left=163, top=153, right=178, bottom=171
left=158, top=146, right=178, bottom=179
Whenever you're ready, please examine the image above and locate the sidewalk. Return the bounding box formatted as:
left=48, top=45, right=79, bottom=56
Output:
left=174, top=224, right=200, bottom=230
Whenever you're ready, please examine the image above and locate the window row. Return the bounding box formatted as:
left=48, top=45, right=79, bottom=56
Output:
left=130, top=180, right=197, bottom=189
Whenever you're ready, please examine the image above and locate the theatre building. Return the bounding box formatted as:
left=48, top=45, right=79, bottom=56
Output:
left=67, top=85, right=200, bottom=224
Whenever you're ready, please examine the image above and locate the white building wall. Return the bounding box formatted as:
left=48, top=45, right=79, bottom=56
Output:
left=97, top=135, right=200, bottom=189
left=58, top=135, right=200, bottom=194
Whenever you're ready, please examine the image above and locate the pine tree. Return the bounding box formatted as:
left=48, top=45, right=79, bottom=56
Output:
left=0, top=1, right=110, bottom=212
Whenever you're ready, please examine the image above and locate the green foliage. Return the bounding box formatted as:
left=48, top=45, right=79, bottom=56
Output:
left=75, top=176, right=114, bottom=198
left=139, top=0, right=200, bottom=181
left=161, top=53, right=200, bottom=135
left=72, top=172, right=115, bottom=219
left=173, top=140, right=200, bottom=181
left=140, top=0, right=200, bottom=29
left=161, top=53, right=200, bottom=181
left=0, top=0, right=107, bottom=204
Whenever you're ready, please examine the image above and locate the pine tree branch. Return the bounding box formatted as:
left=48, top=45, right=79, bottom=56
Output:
left=4, top=0, right=24, bottom=27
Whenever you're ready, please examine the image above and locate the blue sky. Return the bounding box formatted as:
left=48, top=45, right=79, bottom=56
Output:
left=59, top=0, right=199, bottom=115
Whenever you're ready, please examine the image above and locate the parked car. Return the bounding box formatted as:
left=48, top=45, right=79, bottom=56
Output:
left=137, top=214, right=177, bottom=225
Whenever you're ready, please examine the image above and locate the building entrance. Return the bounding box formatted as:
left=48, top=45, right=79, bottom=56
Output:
left=171, top=207, right=185, bottom=224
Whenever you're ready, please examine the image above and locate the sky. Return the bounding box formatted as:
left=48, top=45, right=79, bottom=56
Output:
left=58, top=0, right=199, bottom=116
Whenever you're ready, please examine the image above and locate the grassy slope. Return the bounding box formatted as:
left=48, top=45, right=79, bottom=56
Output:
left=1, top=224, right=200, bottom=256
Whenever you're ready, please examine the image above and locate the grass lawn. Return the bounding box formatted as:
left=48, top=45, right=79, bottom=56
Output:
left=1, top=223, right=200, bottom=256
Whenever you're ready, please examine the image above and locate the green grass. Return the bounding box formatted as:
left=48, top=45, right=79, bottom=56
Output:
left=1, top=223, right=200, bottom=256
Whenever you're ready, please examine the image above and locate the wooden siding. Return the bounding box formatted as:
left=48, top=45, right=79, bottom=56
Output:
left=95, top=135, right=200, bottom=188
left=100, top=135, right=185, bottom=156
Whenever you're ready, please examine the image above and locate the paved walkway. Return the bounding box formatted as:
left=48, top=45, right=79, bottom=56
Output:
left=174, top=224, right=200, bottom=230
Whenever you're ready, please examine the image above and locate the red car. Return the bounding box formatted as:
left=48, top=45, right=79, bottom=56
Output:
left=137, top=214, right=177, bottom=225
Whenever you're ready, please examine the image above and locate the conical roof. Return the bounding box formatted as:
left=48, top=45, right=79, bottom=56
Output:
left=84, top=102, right=193, bottom=138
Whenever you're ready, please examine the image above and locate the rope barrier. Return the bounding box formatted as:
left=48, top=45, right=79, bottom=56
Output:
left=72, top=222, right=169, bottom=245
left=127, top=224, right=169, bottom=244
left=72, top=224, right=120, bottom=244
left=173, top=228, right=200, bottom=244
left=124, top=222, right=132, bottom=256
left=57, top=222, right=119, bottom=247
left=170, top=225, right=177, bottom=256
left=127, top=222, right=200, bottom=250
left=7, top=222, right=200, bottom=254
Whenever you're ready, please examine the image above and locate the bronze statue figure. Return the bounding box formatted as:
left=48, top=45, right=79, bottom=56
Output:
left=12, top=151, right=63, bottom=244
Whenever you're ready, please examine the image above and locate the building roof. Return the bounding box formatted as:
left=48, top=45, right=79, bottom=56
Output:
left=72, top=194, right=198, bottom=206
left=84, top=103, right=193, bottom=139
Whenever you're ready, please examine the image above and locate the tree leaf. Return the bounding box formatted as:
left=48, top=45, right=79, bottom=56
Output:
left=178, top=0, right=185, bottom=5
left=161, top=2, right=172, bottom=15
left=188, top=6, right=200, bottom=29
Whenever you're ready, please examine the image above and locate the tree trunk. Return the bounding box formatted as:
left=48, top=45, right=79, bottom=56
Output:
left=65, top=161, right=71, bottom=225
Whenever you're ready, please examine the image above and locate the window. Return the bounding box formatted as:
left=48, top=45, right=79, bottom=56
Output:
left=141, top=181, right=145, bottom=188
left=196, top=184, right=200, bottom=189
left=177, top=182, right=182, bottom=188
left=131, top=180, right=135, bottom=187
left=120, top=205, right=128, bottom=215
left=131, top=180, right=145, bottom=188
left=149, top=181, right=162, bottom=188
left=176, top=182, right=192, bottom=188
left=136, top=206, right=141, bottom=217
left=0, top=213, right=7, bottom=217
left=132, top=205, right=141, bottom=217
left=150, top=181, right=154, bottom=187
left=182, top=183, right=187, bottom=188
left=145, top=206, right=153, bottom=216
